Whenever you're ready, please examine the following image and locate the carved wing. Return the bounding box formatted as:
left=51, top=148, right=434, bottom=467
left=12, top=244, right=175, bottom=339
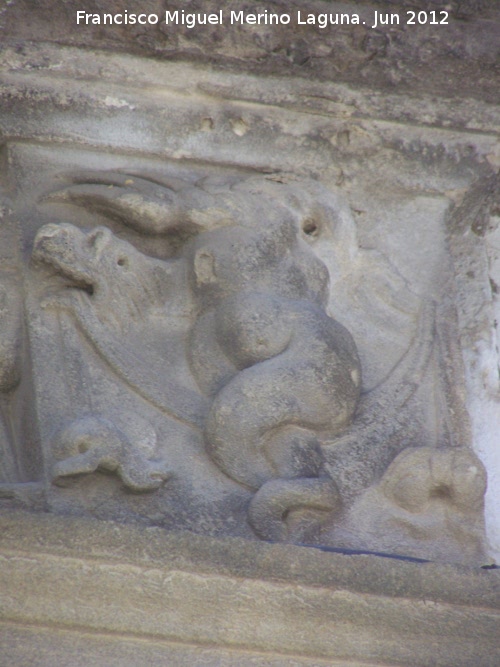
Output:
left=323, top=301, right=436, bottom=501
left=45, top=170, right=234, bottom=236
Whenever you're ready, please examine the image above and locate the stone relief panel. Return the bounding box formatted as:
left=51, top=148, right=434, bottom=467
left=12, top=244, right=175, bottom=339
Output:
left=0, top=142, right=488, bottom=564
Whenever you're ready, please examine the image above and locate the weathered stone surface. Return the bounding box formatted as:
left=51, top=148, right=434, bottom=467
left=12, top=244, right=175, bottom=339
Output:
left=0, top=4, right=499, bottom=662
left=0, top=623, right=384, bottom=667
left=0, top=34, right=497, bottom=565
left=0, top=510, right=499, bottom=666
left=1, top=1, right=499, bottom=102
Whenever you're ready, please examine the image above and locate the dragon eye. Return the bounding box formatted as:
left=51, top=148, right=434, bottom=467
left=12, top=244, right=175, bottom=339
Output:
left=117, top=257, right=127, bottom=267
left=302, top=219, right=319, bottom=238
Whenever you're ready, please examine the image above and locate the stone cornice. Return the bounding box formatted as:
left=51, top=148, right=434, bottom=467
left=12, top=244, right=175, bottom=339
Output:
left=1, top=510, right=499, bottom=665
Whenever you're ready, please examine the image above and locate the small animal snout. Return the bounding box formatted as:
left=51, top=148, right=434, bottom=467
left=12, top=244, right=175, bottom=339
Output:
left=33, top=223, right=76, bottom=256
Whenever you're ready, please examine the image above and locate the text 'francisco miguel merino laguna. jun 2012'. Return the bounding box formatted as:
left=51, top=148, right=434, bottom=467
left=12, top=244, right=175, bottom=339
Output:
left=75, top=9, right=450, bottom=30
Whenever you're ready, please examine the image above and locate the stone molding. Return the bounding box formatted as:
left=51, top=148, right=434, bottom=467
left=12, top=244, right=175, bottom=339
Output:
left=0, top=510, right=499, bottom=666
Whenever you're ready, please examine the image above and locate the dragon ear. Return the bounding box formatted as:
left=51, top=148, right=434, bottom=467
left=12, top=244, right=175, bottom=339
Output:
left=194, top=249, right=216, bottom=285
left=86, top=227, right=112, bottom=255
left=42, top=171, right=234, bottom=239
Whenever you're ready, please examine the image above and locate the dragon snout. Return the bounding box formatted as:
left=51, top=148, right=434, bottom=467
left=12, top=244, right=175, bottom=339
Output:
left=35, top=223, right=65, bottom=240
left=33, top=223, right=76, bottom=258
left=32, top=223, right=96, bottom=293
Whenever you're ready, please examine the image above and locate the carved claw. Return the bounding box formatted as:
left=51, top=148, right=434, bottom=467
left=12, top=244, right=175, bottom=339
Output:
left=51, top=416, right=172, bottom=492
left=248, top=477, right=340, bottom=542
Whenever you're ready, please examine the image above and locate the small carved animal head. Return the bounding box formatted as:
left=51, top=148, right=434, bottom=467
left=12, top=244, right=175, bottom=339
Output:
left=187, top=191, right=331, bottom=309
left=33, top=223, right=173, bottom=324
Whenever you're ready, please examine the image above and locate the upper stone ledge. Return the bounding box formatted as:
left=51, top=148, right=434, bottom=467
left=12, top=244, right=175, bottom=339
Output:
left=1, top=1, right=499, bottom=104
left=0, top=43, right=498, bottom=137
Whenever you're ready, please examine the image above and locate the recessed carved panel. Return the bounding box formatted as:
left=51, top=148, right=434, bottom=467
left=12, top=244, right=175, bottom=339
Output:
left=0, top=136, right=488, bottom=565
left=0, top=39, right=493, bottom=563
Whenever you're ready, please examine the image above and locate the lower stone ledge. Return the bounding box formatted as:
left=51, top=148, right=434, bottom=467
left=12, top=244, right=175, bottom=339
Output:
left=0, top=510, right=499, bottom=667
left=0, top=621, right=386, bottom=667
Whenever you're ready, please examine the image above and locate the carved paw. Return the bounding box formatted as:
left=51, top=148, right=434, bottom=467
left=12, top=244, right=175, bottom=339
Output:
left=51, top=416, right=171, bottom=492
left=381, top=447, right=486, bottom=514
